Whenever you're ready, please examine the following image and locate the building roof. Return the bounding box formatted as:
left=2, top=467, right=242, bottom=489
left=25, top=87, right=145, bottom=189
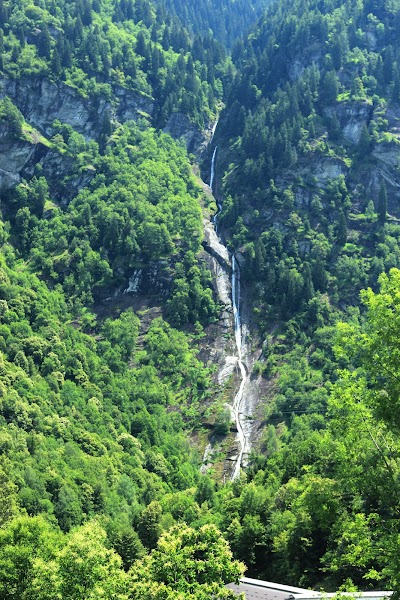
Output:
left=227, top=578, right=393, bottom=600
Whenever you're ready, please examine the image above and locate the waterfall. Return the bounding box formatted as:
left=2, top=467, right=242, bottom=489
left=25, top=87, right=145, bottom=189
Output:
left=210, top=146, right=217, bottom=193
left=232, top=256, right=242, bottom=359
left=230, top=256, right=247, bottom=480
left=210, top=118, right=218, bottom=144
left=209, top=146, right=247, bottom=480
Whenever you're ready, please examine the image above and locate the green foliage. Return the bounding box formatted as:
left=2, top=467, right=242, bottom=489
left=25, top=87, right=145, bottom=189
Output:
left=206, top=0, right=400, bottom=590
left=0, top=222, right=224, bottom=593
left=7, top=122, right=216, bottom=316
left=45, top=521, right=127, bottom=600
left=0, top=516, right=243, bottom=599
left=129, top=523, right=245, bottom=599
left=0, top=515, right=60, bottom=600
left=4, top=0, right=400, bottom=593
left=161, top=0, right=270, bottom=48
left=219, top=0, right=400, bottom=327
left=0, top=97, right=24, bottom=137
left=337, top=268, right=400, bottom=430
left=0, top=224, right=211, bottom=545
left=0, top=0, right=232, bottom=127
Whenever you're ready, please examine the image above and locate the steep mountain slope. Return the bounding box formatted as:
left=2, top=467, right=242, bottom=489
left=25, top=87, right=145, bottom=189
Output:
left=0, top=0, right=232, bottom=138
left=0, top=0, right=242, bottom=595
left=3, top=0, right=400, bottom=594
left=214, top=0, right=400, bottom=397
left=219, top=0, right=400, bottom=312
left=205, top=0, right=400, bottom=590
left=160, top=0, right=271, bottom=47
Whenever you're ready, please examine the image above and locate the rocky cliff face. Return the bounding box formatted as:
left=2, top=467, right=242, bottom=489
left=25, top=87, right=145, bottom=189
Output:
left=0, top=123, right=98, bottom=200
left=0, top=77, right=154, bottom=141
left=0, top=77, right=151, bottom=193
left=164, top=112, right=206, bottom=157
left=0, top=77, right=206, bottom=194
left=0, top=75, right=210, bottom=325
left=0, top=126, right=43, bottom=189
left=253, top=98, right=400, bottom=232
left=324, top=101, right=373, bottom=144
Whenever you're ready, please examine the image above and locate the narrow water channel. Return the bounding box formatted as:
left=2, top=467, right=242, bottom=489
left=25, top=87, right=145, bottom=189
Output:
left=209, top=147, right=247, bottom=481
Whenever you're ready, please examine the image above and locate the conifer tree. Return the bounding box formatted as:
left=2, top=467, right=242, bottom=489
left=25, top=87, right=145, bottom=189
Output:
left=357, top=123, right=371, bottom=157
left=320, top=70, right=339, bottom=104
left=37, top=24, right=51, bottom=59
left=303, top=263, right=315, bottom=302
left=336, top=210, right=348, bottom=246
left=378, top=180, right=388, bottom=225
left=51, top=48, right=62, bottom=77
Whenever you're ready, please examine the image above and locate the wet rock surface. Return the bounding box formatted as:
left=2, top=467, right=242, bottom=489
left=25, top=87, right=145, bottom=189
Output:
left=199, top=173, right=266, bottom=480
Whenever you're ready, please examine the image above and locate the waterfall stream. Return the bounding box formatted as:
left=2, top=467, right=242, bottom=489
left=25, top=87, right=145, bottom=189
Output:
left=209, top=147, right=247, bottom=481
left=209, top=147, right=217, bottom=200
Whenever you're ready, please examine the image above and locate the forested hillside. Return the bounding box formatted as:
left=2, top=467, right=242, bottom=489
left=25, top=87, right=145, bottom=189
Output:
left=0, top=0, right=245, bottom=597
left=160, top=0, right=271, bottom=48
left=0, top=0, right=232, bottom=129
left=2, top=0, right=400, bottom=595
left=209, top=0, right=400, bottom=592
left=220, top=0, right=400, bottom=316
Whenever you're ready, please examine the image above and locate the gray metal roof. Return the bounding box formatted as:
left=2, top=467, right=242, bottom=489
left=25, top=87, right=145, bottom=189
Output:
left=227, top=581, right=294, bottom=600
left=227, top=579, right=393, bottom=600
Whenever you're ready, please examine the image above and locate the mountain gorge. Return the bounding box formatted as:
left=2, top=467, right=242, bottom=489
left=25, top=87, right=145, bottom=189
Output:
left=1, top=0, right=400, bottom=596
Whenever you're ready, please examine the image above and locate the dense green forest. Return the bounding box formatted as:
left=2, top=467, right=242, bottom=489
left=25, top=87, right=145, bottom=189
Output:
left=210, top=0, right=400, bottom=592
left=2, top=0, right=400, bottom=595
left=0, top=0, right=244, bottom=596
left=160, top=0, right=271, bottom=48
left=0, top=121, right=244, bottom=596
left=0, top=0, right=233, bottom=128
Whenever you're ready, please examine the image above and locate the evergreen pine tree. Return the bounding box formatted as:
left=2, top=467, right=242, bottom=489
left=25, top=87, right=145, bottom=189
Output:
left=336, top=210, right=348, bottom=246
left=135, top=31, right=148, bottom=58
left=82, top=0, right=92, bottom=26
left=320, top=70, right=339, bottom=104
left=37, top=24, right=51, bottom=59
left=51, top=48, right=62, bottom=76
left=378, top=180, right=388, bottom=225
left=74, top=14, right=83, bottom=44
left=357, top=123, right=371, bottom=157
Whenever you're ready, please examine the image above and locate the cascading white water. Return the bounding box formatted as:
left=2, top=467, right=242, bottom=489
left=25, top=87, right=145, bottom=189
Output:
left=230, top=256, right=247, bottom=480
left=210, top=119, right=218, bottom=144
left=231, top=256, right=242, bottom=359
left=209, top=147, right=246, bottom=481
left=210, top=146, right=217, bottom=197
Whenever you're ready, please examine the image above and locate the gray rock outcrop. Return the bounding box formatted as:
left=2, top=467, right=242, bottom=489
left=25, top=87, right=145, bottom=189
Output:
left=0, top=77, right=154, bottom=141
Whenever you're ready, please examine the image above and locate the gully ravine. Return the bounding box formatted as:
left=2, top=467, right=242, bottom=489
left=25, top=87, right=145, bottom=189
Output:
left=201, top=146, right=250, bottom=480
